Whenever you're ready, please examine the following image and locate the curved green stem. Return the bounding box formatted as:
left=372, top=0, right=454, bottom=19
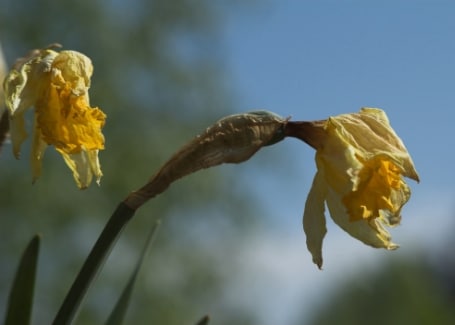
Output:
left=52, top=203, right=135, bottom=325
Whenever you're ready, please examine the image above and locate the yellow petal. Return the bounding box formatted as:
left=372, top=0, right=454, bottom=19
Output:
left=9, top=110, right=28, bottom=158
left=329, top=108, right=419, bottom=182
left=3, top=49, right=58, bottom=157
left=51, top=51, right=93, bottom=94
left=60, top=149, right=102, bottom=189
left=303, top=171, right=328, bottom=269
left=3, top=50, right=56, bottom=113
left=30, top=115, right=48, bottom=183
left=315, top=126, right=361, bottom=195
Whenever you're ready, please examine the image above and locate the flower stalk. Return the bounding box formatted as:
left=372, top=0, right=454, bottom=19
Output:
left=53, top=203, right=135, bottom=325
left=54, top=111, right=288, bottom=324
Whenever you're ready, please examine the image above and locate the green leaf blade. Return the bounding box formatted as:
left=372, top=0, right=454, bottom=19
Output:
left=105, top=220, right=161, bottom=325
left=4, top=234, right=40, bottom=325
left=194, top=315, right=210, bottom=325
left=53, top=203, right=136, bottom=325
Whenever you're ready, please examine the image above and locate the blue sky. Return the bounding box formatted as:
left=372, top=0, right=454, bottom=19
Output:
left=224, top=0, right=454, bottom=187
left=218, top=1, right=455, bottom=323
left=222, top=0, right=455, bottom=219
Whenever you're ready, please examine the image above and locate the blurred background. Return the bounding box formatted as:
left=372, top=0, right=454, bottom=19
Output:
left=1, top=0, right=454, bottom=324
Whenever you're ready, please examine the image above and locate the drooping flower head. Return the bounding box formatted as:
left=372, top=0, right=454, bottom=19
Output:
left=3, top=45, right=106, bottom=188
left=287, top=108, right=419, bottom=268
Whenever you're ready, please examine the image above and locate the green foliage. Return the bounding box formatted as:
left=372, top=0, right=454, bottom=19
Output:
left=105, top=220, right=161, bottom=325
left=4, top=235, right=40, bottom=325
left=303, top=256, right=455, bottom=325
left=53, top=204, right=136, bottom=324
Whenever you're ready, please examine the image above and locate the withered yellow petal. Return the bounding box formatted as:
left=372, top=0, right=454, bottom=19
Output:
left=9, top=110, right=28, bottom=158
left=60, top=150, right=102, bottom=189
left=3, top=49, right=57, bottom=115
left=51, top=51, right=93, bottom=94
left=328, top=108, right=419, bottom=182
left=303, top=171, right=328, bottom=269
left=30, top=115, right=48, bottom=183
left=3, top=49, right=58, bottom=158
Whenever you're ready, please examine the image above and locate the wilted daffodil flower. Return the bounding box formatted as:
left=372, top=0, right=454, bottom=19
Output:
left=288, top=108, right=419, bottom=268
left=3, top=45, right=106, bottom=188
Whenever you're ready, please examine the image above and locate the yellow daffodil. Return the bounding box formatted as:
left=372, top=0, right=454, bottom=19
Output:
left=300, top=108, right=419, bottom=268
left=3, top=45, right=106, bottom=188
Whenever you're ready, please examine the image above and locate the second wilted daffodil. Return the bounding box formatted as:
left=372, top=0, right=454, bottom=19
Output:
left=297, top=108, right=419, bottom=268
left=3, top=45, right=106, bottom=188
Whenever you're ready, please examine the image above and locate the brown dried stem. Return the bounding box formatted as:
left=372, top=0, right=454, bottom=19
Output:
left=54, top=111, right=326, bottom=324
left=284, top=120, right=327, bottom=149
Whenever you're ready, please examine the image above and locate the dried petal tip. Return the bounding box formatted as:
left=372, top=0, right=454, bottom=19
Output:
left=387, top=243, right=399, bottom=250
left=3, top=46, right=106, bottom=188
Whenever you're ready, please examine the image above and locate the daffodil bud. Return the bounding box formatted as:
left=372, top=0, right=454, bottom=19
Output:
left=124, top=111, right=288, bottom=210
left=295, top=108, right=419, bottom=268
left=3, top=45, right=106, bottom=189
